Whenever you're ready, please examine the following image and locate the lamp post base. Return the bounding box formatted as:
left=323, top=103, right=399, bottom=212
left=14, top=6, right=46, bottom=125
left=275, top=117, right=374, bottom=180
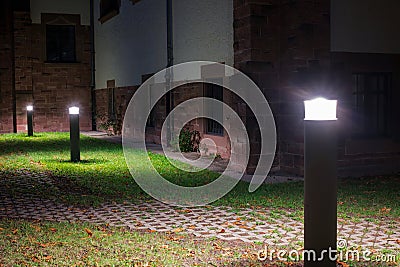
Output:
left=70, top=114, right=80, bottom=162
left=304, top=120, right=337, bottom=267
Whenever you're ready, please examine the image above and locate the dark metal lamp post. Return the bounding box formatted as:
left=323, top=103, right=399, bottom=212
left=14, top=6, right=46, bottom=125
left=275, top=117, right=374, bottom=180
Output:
left=69, top=106, right=80, bottom=162
left=304, top=98, right=338, bottom=267
left=27, top=105, right=33, bottom=137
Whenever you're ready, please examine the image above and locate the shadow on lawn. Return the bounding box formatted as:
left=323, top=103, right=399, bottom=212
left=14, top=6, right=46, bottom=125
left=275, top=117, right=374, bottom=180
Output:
left=46, top=159, right=110, bottom=164
left=0, top=133, right=119, bottom=156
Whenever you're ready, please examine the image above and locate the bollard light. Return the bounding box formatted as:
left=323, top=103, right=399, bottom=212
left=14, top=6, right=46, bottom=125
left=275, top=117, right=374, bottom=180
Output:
left=69, top=106, right=80, bottom=115
left=304, top=97, right=338, bottom=267
left=69, top=106, right=80, bottom=162
left=304, top=97, right=337, bottom=121
left=27, top=105, right=33, bottom=137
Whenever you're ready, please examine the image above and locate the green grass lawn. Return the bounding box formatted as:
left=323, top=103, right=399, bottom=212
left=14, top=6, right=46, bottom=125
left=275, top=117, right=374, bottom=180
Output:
left=0, top=219, right=396, bottom=267
left=0, top=219, right=266, bottom=266
left=0, top=132, right=399, bottom=266
left=0, top=132, right=398, bottom=220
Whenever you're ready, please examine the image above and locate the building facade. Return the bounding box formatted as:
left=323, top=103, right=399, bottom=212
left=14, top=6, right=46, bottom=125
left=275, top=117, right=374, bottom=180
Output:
left=0, top=0, right=92, bottom=133
left=1, top=0, right=399, bottom=176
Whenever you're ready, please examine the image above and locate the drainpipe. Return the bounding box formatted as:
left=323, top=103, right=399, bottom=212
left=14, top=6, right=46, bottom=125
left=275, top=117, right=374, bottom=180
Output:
left=165, top=0, right=174, bottom=143
left=90, top=0, right=97, bottom=130
left=166, top=0, right=173, bottom=114
left=166, top=0, right=173, bottom=69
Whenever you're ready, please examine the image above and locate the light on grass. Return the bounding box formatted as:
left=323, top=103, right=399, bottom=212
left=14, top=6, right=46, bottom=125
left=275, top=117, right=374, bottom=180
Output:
left=304, top=97, right=337, bottom=121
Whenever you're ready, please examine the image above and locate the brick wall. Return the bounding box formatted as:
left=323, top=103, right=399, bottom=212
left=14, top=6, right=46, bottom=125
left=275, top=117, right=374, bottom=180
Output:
left=0, top=1, right=14, bottom=133
left=0, top=9, right=92, bottom=134
left=332, top=52, right=400, bottom=176
left=95, top=80, right=236, bottom=158
left=234, top=0, right=400, bottom=176
left=95, top=83, right=137, bottom=135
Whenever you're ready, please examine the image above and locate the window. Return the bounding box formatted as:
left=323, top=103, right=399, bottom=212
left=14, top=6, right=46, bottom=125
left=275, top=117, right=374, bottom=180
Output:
left=353, top=73, right=391, bottom=137
left=46, top=25, right=76, bottom=62
left=99, top=0, right=121, bottom=24
left=205, top=84, right=224, bottom=135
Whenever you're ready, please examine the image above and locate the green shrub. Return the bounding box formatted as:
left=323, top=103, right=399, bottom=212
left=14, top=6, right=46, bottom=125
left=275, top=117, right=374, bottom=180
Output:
left=179, top=128, right=201, bottom=152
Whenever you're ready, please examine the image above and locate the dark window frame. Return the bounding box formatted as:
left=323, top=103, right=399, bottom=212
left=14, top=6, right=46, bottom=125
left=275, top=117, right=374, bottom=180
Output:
left=352, top=72, right=392, bottom=138
left=205, top=83, right=224, bottom=136
left=45, top=24, right=76, bottom=63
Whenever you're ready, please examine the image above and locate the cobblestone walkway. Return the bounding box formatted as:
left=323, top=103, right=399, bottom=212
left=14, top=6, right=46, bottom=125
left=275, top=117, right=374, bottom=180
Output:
left=0, top=170, right=399, bottom=252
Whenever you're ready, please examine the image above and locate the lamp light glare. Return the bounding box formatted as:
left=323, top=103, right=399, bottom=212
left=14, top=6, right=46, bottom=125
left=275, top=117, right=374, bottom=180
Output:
left=69, top=107, right=79, bottom=115
left=27, top=105, right=33, bottom=111
left=304, top=97, right=337, bottom=121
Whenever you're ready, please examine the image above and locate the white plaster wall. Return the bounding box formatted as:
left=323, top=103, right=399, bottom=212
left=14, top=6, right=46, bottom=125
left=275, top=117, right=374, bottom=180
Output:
left=94, top=0, right=167, bottom=88
left=173, top=0, right=233, bottom=66
left=331, top=0, right=400, bottom=54
left=30, top=0, right=90, bottom=25
left=94, top=0, right=233, bottom=89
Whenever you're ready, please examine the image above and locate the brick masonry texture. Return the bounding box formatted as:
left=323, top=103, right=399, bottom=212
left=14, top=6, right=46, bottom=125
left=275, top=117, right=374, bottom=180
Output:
left=4, top=1, right=398, bottom=176
left=95, top=82, right=236, bottom=158
left=233, top=0, right=400, bottom=176
left=95, top=85, right=137, bottom=135
left=0, top=1, right=15, bottom=133
left=0, top=9, right=92, bottom=133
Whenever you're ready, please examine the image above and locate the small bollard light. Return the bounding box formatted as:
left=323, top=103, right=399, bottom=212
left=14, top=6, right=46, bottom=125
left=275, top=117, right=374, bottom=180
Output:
left=304, top=97, right=338, bottom=267
left=69, top=106, right=80, bottom=162
left=27, top=105, right=34, bottom=137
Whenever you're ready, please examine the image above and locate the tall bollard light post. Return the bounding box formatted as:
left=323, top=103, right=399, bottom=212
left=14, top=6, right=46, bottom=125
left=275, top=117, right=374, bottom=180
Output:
left=27, top=105, right=33, bottom=137
left=69, top=107, right=80, bottom=162
left=304, top=98, right=338, bottom=267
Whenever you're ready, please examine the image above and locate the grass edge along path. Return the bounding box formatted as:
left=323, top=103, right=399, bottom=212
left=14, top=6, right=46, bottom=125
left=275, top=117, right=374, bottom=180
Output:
left=0, top=132, right=399, bottom=221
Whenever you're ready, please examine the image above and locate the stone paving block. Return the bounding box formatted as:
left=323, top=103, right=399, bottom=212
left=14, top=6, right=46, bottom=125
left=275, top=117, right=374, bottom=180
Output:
left=1, top=170, right=399, bottom=252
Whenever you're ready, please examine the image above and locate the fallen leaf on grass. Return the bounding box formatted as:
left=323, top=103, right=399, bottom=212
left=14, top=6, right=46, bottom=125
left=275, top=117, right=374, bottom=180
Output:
left=32, top=256, right=40, bottom=263
left=212, top=243, right=222, bottom=250
left=337, top=261, right=350, bottom=267
left=0, top=227, right=4, bottom=231
left=84, top=228, right=93, bottom=237
left=49, top=228, right=57, bottom=233
left=12, top=229, right=18, bottom=234
left=380, top=207, right=391, bottom=213
left=35, top=242, right=58, bottom=248
left=43, top=255, right=52, bottom=261
left=167, top=235, right=184, bottom=241
left=172, top=228, right=184, bottom=233
left=177, top=209, right=192, bottom=213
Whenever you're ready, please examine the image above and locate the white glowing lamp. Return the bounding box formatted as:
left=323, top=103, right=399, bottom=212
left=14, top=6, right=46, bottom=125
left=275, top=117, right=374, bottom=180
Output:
left=304, top=97, right=337, bottom=121
left=69, top=107, right=80, bottom=115
left=27, top=105, right=33, bottom=111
